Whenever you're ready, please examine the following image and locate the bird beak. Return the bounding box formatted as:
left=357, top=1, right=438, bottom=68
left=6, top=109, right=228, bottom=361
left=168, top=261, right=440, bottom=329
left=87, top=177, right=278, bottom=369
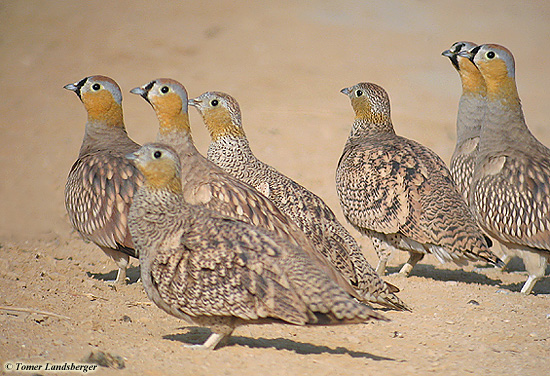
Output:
left=441, top=49, right=453, bottom=58
left=188, top=98, right=201, bottom=107
left=340, top=87, right=351, bottom=96
left=64, top=77, right=87, bottom=99
left=130, top=81, right=154, bottom=104
left=458, top=45, right=480, bottom=63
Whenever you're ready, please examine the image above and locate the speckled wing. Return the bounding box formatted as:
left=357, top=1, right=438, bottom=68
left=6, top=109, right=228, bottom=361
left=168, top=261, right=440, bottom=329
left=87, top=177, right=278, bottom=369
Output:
left=337, top=134, right=485, bottom=255
left=183, top=167, right=361, bottom=300
left=337, top=134, right=427, bottom=240
left=472, top=152, right=550, bottom=252
left=450, top=138, right=478, bottom=200
left=65, top=151, right=143, bottom=257
left=150, top=209, right=381, bottom=324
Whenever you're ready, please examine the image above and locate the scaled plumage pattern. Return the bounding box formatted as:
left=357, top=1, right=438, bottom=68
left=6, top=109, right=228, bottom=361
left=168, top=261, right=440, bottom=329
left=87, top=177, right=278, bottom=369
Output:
left=460, top=44, right=550, bottom=294
left=189, top=91, right=408, bottom=311
left=337, top=82, right=502, bottom=276
left=130, top=79, right=359, bottom=299
left=127, top=143, right=387, bottom=350
left=64, top=75, right=143, bottom=284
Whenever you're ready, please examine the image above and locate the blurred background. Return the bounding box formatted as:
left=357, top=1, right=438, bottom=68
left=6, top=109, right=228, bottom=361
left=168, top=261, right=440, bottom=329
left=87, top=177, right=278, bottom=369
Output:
left=1, top=0, right=549, bottom=243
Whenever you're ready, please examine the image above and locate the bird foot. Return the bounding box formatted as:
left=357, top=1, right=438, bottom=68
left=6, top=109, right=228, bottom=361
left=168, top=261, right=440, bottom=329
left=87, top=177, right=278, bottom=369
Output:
left=184, top=332, right=230, bottom=350
left=398, top=263, right=414, bottom=276
left=520, top=275, right=540, bottom=295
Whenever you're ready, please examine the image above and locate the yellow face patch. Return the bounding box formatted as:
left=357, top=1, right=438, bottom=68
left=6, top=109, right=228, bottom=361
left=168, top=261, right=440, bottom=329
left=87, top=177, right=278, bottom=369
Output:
left=201, top=103, right=244, bottom=141
left=152, top=92, right=191, bottom=135
left=82, top=90, right=123, bottom=127
left=138, top=157, right=182, bottom=194
left=477, top=58, right=517, bottom=100
left=458, top=58, right=486, bottom=95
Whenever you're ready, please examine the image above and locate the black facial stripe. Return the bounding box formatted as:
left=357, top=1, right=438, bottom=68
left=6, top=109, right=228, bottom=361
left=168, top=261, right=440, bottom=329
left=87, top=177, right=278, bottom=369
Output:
left=450, top=54, right=459, bottom=70
left=141, top=81, right=155, bottom=103
left=470, top=45, right=482, bottom=59
left=74, top=77, right=88, bottom=99
left=453, top=42, right=464, bottom=53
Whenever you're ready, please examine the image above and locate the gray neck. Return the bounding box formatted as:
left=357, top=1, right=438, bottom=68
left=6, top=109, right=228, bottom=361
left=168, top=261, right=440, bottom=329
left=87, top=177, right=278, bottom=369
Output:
left=157, top=131, right=205, bottom=179
left=80, top=121, right=132, bottom=156
left=456, top=93, right=484, bottom=145
left=478, top=97, right=534, bottom=157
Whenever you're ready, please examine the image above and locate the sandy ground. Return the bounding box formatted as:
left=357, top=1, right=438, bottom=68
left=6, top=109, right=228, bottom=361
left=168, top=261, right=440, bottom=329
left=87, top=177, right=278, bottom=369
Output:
left=1, top=1, right=549, bottom=375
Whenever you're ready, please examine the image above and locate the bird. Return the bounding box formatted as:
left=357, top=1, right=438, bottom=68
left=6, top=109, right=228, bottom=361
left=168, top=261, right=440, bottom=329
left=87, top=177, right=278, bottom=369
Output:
left=126, top=143, right=387, bottom=350
left=459, top=44, right=550, bottom=294
left=188, top=91, right=409, bottom=311
left=337, top=82, right=503, bottom=277
left=129, top=78, right=360, bottom=301
left=64, top=75, right=143, bottom=284
left=442, top=41, right=486, bottom=202
left=443, top=42, right=511, bottom=268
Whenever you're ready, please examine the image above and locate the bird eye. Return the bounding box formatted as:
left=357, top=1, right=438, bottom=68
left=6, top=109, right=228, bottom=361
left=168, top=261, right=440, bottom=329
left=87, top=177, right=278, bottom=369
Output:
left=92, top=83, right=101, bottom=91
left=211, top=99, right=219, bottom=106
left=486, top=51, right=495, bottom=59
left=160, top=86, right=169, bottom=94
left=356, top=90, right=363, bottom=97
left=153, top=151, right=162, bottom=159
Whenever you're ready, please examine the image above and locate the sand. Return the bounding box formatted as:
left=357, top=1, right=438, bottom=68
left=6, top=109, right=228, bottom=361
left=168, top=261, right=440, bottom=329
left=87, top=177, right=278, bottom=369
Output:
left=1, top=1, right=548, bottom=375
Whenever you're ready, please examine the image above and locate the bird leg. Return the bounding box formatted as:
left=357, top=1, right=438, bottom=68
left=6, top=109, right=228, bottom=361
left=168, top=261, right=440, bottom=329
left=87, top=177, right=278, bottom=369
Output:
left=519, top=250, right=548, bottom=294
left=497, top=244, right=515, bottom=271
left=101, top=248, right=129, bottom=285
left=185, top=330, right=233, bottom=350
left=398, top=252, right=424, bottom=276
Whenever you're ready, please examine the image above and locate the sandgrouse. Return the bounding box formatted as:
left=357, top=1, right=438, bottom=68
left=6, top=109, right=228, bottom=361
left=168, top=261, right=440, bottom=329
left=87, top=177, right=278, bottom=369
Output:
left=337, top=82, right=502, bottom=276
left=459, top=44, right=550, bottom=294
left=64, top=75, right=143, bottom=284
left=129, top=79, right=359, bottom=300
left=188, top=91, right=408, bottom=311
left=442, top=41, right=486, bottom=202
left=127, top=143, right=387, bottom=350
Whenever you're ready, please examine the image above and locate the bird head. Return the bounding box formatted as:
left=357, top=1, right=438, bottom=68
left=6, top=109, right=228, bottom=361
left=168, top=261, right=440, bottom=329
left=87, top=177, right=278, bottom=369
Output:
left=189, top=91, right=245, bottom=142
left=130, top=79, right=191, bottom=135
left=340, top=82, right=392, bottom=128
left=442, top=42, right=486, bottom=95
left=64, top=75, right=124, bottom=126
left=459, top=44, right=517, bottom=99
left=126, top=143, right=182, bottom=194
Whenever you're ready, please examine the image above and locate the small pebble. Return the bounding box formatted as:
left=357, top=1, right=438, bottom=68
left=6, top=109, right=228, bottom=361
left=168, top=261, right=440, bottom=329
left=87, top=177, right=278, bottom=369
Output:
left=467, top=299, right=480, bottom=306
left=496, top=289, right=510, bottom=295
left=120, top=315, right=132, bottom=323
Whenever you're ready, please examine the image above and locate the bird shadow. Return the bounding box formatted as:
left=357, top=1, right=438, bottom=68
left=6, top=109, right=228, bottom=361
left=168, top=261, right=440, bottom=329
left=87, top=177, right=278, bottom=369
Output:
left=386, top=263, right=502, bottom=286
left=86, top=265, right=141, bottom=285
left=387, top=259, right=550, bottom=294
left=164, top=327, right=394, bottom=360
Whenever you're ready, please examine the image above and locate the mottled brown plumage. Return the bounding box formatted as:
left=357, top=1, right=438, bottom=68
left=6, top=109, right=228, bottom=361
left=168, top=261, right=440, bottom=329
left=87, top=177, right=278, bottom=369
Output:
left=460, top=44, right=550, bottom=294
left=64, top=75, right=143, bottom=284
left=127, top=143, right=387, bottom=350
left=130, top=79, right=360, bottom=300
left=189, top=91, right=408, bottom=311
left=337, top=82, right=502, bottom=276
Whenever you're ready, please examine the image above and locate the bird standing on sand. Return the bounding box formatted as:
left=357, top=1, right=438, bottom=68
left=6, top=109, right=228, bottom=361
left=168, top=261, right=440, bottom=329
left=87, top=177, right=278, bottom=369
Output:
left=460, top=44, right=550, bottom=294
left=129, top=79, right=360, bottom=300
left=64, top=75, right=143, bottom=284
left=337, top=82, right=502, bottom=276
left=127, top=143, right=387, bottom=350
left=188, top=91, right=408, bottom=311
